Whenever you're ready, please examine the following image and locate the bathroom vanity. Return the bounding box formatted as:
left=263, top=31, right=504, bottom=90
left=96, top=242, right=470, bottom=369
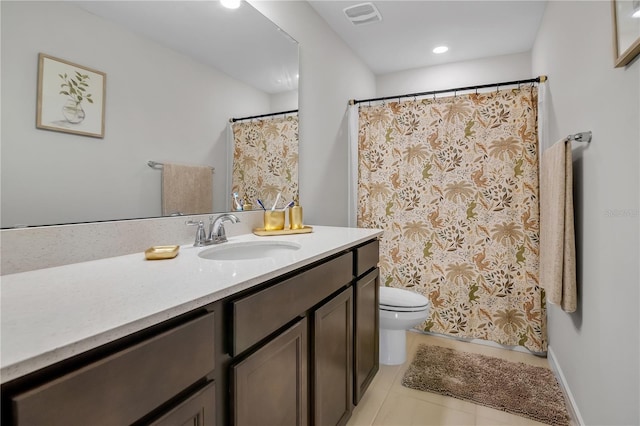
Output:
left=0, top=226, right=381, bottom=426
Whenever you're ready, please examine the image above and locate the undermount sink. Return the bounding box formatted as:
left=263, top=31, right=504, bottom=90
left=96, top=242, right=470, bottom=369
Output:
left=198, top=240, right=302, bottom=261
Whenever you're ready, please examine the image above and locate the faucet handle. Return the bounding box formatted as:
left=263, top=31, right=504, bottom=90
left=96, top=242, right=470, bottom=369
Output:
left=185, top=220, right=207, bottom=247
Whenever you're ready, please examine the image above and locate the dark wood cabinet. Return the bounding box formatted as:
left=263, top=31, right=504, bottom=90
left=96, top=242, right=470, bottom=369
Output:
left=232, top=319, right=308, bottom=426
left=10, top=312, right=216, bottom=426
left=228, top=243, right=380, bottom=426
left=313, top=287, right=353, bottom=426
left=230, top=253, right=353, bottom=357
left=354, top=268, right=379, bottom=404
left=150, top=382, right=216, bottom=426
left=2, top=237, right=381, bottom=426
left=229, top=252, right=354, bottom=426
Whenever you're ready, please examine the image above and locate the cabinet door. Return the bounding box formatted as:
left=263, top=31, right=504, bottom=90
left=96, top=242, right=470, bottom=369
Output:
left=150, top=381, right=215, bottom=426
left=231, top=252, right=352, bottom=356
left=11, top=312, right=215, bottom=426
left=231, top=318, right=307, bottom=426
left=356, top=239, right=379, bottom=277
left=354, top=268, right=379, bottom=405
left=313, top=287, right=353, bottom=426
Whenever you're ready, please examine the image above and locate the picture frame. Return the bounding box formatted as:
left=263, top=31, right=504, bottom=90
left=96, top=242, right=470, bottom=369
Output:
left=612, top=0, right=640, bottom=67
left=36, top=53, right=106, bottom=138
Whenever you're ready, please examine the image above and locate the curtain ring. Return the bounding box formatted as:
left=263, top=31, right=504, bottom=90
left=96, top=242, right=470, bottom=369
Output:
left=433, top=92, right=436, bottom=101
left=496, top=84, right=500, bottom=93
left=475, top=88, right=478, bottom=95
left=454, top=90, right=457, bottom=98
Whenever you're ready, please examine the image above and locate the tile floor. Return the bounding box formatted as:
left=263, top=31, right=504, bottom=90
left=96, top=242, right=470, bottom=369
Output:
left=347, top=331, right=557, bottom=426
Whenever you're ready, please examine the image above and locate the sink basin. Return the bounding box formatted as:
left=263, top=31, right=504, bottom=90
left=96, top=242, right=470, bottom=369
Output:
left=198, top=241, right=302, bottom=261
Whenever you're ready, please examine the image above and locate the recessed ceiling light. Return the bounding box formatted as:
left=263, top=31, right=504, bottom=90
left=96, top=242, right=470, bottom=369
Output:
left=221, top=0, right=241, bottom=9
left=433, top=46, right=449, bottom=54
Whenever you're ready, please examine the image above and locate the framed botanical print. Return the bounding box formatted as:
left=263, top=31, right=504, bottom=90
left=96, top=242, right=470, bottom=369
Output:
left=36, top=53, right=106, bottom=138
left=612, top=0, right=640, bottom=67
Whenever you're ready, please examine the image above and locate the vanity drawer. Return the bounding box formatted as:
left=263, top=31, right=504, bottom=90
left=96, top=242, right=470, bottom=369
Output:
left=356, top=239, right=379, bottom=277
left=12, top=312, right=215, bottom=426
left=232, top=252, right=353, bottom=356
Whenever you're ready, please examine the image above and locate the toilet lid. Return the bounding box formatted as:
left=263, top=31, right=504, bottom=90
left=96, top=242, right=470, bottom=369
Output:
left=380, top=286, right=429, bottom=311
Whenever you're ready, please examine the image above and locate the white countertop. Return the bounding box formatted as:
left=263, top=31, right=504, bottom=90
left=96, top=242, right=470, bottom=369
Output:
left=0, top=226, right=382, bottom=384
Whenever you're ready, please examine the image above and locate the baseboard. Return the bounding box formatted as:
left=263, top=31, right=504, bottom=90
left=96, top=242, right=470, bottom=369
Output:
left=547, top=346, right=585, bottom=426
left=417, top=329, right=546, bottom=356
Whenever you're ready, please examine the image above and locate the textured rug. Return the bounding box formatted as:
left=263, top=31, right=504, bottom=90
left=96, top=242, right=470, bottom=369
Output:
left=401, top=344, right=570, bottom=426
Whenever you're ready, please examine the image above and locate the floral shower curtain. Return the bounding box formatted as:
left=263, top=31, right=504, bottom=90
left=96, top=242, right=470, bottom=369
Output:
left=357, top=87, right=546, bottom=352
left=231, top=115, right=298, bottom=207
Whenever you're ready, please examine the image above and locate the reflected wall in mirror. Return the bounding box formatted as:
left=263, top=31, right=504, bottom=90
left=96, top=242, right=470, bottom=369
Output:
left=0, top=0, right=298, bottom=228
left=230, top=112, right=299, bottom=211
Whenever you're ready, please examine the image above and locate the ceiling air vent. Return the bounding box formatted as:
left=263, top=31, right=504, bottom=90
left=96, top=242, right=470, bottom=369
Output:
left=343, top=2, right=382, bottom=26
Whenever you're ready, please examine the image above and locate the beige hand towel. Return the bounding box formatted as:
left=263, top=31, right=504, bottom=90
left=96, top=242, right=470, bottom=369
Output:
left=539, top=140, right=577, bottom=312
left=161, top=163, right=213, bottom=216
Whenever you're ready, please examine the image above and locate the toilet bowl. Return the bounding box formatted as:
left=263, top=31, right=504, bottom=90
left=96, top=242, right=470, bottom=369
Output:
left=379, top=286, right=430, bottom=365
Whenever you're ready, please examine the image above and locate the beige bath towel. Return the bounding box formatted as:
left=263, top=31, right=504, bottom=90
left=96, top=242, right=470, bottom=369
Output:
left=161, top=163, right=213, bottom=216
left=540, top=140, right=577, bottom=312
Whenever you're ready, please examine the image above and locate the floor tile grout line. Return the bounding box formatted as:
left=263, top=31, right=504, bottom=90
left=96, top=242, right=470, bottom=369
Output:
left=368, top=384, right=396, bottom=426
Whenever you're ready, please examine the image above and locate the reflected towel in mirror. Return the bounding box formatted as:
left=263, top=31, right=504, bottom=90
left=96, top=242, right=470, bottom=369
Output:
left=161, top=163, right=213, bottom=216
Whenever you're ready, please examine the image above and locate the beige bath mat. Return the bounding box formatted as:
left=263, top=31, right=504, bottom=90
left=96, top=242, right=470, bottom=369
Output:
left=401, top=344, right=570, bottom=425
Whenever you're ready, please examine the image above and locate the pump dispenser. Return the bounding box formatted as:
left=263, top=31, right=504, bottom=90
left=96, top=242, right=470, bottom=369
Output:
left=289, top=200, right=303, bottom=230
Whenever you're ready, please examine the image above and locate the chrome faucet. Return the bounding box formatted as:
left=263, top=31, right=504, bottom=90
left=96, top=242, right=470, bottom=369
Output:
left=186, top=214, right=240, bottom=246
left=208, top=214, right=240, bottom=244
left=185, top=219, right=208, bottom=247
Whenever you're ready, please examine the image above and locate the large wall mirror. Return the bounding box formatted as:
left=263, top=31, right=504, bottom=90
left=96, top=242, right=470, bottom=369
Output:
left=0, top=0, right=298, bottom=228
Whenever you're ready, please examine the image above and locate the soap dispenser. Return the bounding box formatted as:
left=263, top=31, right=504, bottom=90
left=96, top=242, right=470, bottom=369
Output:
left=289, top=200, right=303, bottom=230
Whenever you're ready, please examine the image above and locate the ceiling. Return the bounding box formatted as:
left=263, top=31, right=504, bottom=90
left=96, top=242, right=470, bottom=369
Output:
left=76, top=1, right=299, bottom=94
left=307, top=0, right=548, bottom=75
left=74, top=1, right=547, bottom=91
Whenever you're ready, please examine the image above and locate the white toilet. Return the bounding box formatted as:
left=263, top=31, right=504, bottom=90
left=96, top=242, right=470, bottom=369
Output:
left=379, top=286, right=430, bottom=365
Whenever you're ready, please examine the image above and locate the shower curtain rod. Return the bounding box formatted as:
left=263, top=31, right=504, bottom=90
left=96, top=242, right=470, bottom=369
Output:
left=230, top=109, right=298, bottom=123
left=349, top=75, right=547, bottom=105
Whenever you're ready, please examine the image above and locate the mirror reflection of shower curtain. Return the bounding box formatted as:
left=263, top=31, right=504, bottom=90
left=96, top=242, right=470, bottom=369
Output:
left=230, top=115, right=299, bottom=209
left=354, top=86, right=546, bottom=353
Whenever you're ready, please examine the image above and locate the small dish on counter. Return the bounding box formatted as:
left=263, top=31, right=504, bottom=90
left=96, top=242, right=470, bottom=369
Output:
left=253, top=226, right=313, bottom=237
left=145, top=245, right=180, bottom=260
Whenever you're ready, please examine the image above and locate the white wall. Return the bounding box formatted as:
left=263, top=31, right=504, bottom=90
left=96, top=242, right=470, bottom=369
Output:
left=1, top=1, right=271, bottom=227
left=270, top=89, right=299, bottom=112
left=250, top=1, right=376, bottom=226
left=377, top=51, right=532, bottom=97
left=532, top=1, right=639, bottom=424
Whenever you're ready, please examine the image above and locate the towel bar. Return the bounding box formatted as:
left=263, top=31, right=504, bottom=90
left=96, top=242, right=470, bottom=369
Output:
left=147, top=161, right=214, bottom=173
left=566, top=131, right=591, bottom=143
